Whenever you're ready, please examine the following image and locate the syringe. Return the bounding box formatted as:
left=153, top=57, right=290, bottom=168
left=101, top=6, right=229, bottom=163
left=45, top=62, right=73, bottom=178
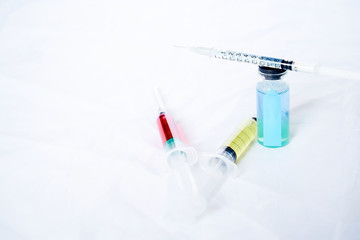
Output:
left=198, top=118, right=257, bottom=198
left=177, top=46, right=360, bottom=80
left=218, top=117, right=257, bottom=164
left=155, top=88, right=195, bottom=192
left=154, top=88, right=206, bottom=218
left=200, top=118, right=257, bottom=177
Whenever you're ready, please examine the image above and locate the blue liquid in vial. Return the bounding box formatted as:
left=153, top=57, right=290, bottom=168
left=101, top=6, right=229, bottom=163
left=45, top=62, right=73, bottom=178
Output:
left=257, top=89, right=289, bottom=147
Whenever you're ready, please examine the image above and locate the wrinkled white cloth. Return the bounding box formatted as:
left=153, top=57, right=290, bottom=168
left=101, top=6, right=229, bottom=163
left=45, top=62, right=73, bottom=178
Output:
left=1, top=0, right=360, bottom=239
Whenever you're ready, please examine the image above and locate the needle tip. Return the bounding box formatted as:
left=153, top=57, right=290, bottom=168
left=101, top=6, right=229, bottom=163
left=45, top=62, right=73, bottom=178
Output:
left=173, top=45, right=216, bottom=57
left=173, top=45, right=187, bottom=49
left=153, top=87, right=166, bottom=113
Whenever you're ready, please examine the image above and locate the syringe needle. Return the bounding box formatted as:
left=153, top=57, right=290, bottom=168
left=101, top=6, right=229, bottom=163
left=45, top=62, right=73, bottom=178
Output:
left=153, top=87, right=166, bottom=113
left=174, top=46, right=216, bottom=57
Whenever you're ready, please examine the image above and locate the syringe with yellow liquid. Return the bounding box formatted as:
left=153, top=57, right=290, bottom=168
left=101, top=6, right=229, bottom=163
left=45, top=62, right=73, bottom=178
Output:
left=218, top=117, right=257, bottom=164
left=200, top=117, right=257, bottom=176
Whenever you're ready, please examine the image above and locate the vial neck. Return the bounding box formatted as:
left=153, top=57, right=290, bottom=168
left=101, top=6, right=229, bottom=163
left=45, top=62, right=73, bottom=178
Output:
left=262, top=76, right=283, bottom=81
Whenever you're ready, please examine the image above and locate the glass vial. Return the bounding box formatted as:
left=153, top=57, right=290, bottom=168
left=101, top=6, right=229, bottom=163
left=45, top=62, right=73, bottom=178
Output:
left=256, top=66, right=289, bottom=147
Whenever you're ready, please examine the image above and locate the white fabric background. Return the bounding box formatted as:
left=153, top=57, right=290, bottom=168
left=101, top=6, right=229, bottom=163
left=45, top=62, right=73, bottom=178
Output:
left=1, top=0, right=360, bottom=239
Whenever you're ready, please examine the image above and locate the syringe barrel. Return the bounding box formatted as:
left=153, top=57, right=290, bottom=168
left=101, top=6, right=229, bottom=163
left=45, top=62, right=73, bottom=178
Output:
left=157, top=112, right=184, bottom=151
left=213, top=50, right=294, bottom=71
left=218, top=118, right=257, bottom=164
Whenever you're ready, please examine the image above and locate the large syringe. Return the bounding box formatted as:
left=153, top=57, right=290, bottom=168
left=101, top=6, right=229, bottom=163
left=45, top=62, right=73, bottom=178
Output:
left=154, top=88, right=206, bottom=220
left=177, top=46, right=360, bottom=80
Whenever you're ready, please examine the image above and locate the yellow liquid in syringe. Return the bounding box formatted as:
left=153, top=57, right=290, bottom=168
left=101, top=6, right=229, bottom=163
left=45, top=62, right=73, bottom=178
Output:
left=220, top=118, right=257, bottom=164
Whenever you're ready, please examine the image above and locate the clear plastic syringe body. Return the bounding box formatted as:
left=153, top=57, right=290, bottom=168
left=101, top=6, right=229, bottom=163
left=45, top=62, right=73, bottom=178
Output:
left=201, top=118, right=257, bottom=177
left=154, top=88, right=207, bottom=219
left=198, top=118, right=257, bottom=200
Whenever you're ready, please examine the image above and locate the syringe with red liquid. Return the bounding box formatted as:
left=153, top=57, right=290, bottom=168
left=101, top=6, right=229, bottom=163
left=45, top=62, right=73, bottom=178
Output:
left=154, top=88, right=206, bottom=218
